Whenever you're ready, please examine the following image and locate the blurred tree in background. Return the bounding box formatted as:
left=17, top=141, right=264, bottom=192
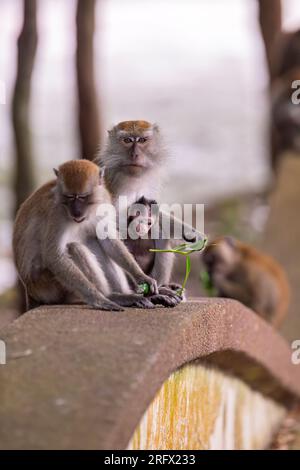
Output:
left=12, top=0, right=37, bottom=213
left=258, top=0, right=282, bottom=80
left=76, top=0, right=101, bottom=160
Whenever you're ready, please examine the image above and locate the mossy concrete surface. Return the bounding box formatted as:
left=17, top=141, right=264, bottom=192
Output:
left=0, top=300, right=299, bottom=449
left=129, top=364, right=285, bottom=450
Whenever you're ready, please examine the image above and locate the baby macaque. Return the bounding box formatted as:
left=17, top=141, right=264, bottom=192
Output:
left=202, top=236, right=290, bottom=327
left=125, top=197, right=183, bottom=307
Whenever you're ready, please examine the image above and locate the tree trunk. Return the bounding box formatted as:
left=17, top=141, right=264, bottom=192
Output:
left=12, top=0, right=37, bottom=212
left=11, top=0, right=38, bottom=313
left=258, top=0, right=282, bottom=81
left=76, top=0, right=101, bottom=160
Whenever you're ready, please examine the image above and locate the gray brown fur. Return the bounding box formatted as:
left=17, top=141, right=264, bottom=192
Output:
left=13, top=160, right=159, bottom=312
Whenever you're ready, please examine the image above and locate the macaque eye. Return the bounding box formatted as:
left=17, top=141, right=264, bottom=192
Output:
left=138, top=137, right=147, bottom=144
left=123, top=137, right=133, bottom=144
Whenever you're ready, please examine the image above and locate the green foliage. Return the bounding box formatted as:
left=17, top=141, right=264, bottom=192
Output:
left=200, top=270, right=218, bottom=297
left=150, top=238, right=208, bottom=296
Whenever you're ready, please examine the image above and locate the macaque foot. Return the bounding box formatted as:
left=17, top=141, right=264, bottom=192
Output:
left=149, top=294, right=179, bottom=308
left=160, top=283, right=182, bottom=292
left=109, top=293, right=154, bottom=309
left=159, top=284, right=186, bottom=302
left=150, top=285, right=183, bottom=308
left=91, top=299, right=124, bottom=312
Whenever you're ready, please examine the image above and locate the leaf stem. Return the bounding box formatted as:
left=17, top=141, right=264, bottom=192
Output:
left=179, top=255, right=191, bottom=296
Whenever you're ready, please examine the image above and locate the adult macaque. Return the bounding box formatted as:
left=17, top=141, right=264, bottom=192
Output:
left=13, top=160, right=160, bottom=311
left=202, top=236, right=290, bottom=327
left=95, top=120, right=204, bottom=288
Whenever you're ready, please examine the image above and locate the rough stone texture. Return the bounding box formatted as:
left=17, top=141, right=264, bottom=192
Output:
left=0, top=299, right=299, bottom=450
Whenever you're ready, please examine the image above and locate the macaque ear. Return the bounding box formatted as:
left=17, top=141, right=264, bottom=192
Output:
left=53, top=168, right=59, bottom=178
left=152, top=123, right=160, bottom=133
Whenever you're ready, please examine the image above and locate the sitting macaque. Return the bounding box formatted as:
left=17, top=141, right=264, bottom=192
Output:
left=13, top=160, right=162, bottom=311
left=202, top=237, right=290, bottom=327
left=95, top=120, right=204, bottom=289
left=125, top=197, right=183, bottom=307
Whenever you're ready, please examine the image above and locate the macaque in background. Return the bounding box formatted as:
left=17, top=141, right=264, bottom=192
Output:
left=94, top=120, right=203, bottom=291
left=202, top=236, right=290, bottom=327
left=13, top=160, right=162, bottom=312
left=271, top=29, right=300, bottom=168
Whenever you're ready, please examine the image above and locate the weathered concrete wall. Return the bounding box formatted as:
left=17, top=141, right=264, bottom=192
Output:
left=0, top=301, right=299, bottom=449
left=129, top=364, right=285, bottom=450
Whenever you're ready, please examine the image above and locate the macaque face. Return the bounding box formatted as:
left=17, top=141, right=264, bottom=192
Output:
left=61, top=191, right=92, bottom=223
left=117, top=131, right=155, bottom=174
left=128, top=198, right=158, bottom=239
left=203, top=238, right=239, bottom=276
left=54, top=160, right=104, bottom=224
left=103, top=121, right=162, bottom=176
left=203, top=249, right=225, bottom=276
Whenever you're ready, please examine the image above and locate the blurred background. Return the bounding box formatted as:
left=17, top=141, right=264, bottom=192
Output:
left=0, top=0, right=300, bottom=347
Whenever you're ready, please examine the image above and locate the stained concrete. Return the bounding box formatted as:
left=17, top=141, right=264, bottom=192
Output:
left=0, top=299, right=299, bottom=449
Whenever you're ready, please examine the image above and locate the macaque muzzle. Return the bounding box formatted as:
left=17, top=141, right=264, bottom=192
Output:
left=67, top=198, right=88, bottom=221
left=136, top=217, right=154, bottom=236
left=128, top=216, right=154, bottom=238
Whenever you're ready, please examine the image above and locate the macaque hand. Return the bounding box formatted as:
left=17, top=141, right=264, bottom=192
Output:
left=136, top=275, right=158, bottom=295
left=158, top=286, right=183, bottom=305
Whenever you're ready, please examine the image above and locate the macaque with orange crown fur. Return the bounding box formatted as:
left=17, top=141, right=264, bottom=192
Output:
left=97, top=121, right=165, bottom=206
left=202, top=237, right=290, bottom=327
left=13, top=160, right=161, bottom=311
left=94, top=120, right=204, bottom=294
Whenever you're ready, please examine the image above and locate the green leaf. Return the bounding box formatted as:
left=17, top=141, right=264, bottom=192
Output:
left=150, top=237, right=208, bottom=256
left=149, top=236, right=208, bottom=295
left=177, top=256, right=192, bottom=296
left=200, top=270, right=218, bottom=297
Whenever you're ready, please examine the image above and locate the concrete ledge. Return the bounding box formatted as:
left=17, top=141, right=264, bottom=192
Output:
left=0, top=299, right=299, bottom=449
